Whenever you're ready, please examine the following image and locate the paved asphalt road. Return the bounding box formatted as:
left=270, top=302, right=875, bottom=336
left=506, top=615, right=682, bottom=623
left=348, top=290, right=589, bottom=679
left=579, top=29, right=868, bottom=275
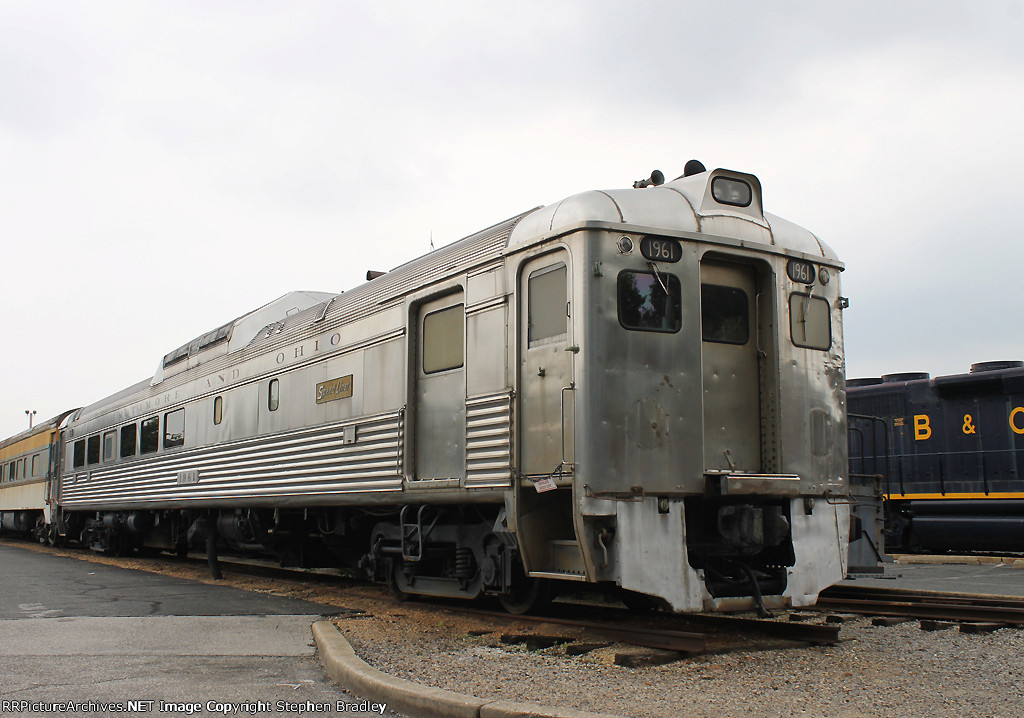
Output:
left=0, top=543, right=403, bottom=718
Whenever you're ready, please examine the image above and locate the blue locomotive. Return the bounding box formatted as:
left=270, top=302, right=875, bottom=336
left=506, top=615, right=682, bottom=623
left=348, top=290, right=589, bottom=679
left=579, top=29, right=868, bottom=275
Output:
left=848, top=361, right=1024, bottom=553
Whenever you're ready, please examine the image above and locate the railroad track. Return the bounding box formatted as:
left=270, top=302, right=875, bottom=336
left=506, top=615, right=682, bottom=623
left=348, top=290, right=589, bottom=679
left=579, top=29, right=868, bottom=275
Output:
left=816, top=584, right=1024, bottom=627
left=17, top=538, right=1020, bottom=657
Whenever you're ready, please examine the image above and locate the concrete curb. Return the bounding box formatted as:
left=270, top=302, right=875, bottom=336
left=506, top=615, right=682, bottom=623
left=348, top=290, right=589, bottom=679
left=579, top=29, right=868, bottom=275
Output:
left=312, top=620, right=625, bottom=718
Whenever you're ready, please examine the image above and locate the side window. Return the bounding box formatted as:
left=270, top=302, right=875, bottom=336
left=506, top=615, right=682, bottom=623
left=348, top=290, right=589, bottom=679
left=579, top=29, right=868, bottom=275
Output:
left=17, top=458, right=25, bottom=479
left=121, top=424, right=137, bottom=458
left=789, top=293, right=832, bottom=350
left=268, top=379, right=280, bottom=412
left=140, top=417, right=159, bottom=454
left=422, top=304, right=464, bottom=373
left=164, top=409, right=185, bottom=449
left=701, top=284, right=750, bottom=345
left=86, top=435, right=101, bottom=465
left=213, top=396, right=224, bottom=425
left=73, top=440, right=86, bottom=469
left=31, top=453, right=41, bottom=477
left=102, top=430, right=117, bottom=462
left=617, top=270, right=682, bottom=333
left=528, top=264, right=567, bottom=344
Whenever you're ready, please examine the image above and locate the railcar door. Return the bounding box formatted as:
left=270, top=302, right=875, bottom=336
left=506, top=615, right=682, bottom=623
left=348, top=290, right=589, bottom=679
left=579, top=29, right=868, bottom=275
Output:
left=515, top=250, right=586, bottom=578
left=700, top=260, right=761, bottom=473
left=413, top=293, right=466, bottom=480
left=519, top=253, right=574, bottom=477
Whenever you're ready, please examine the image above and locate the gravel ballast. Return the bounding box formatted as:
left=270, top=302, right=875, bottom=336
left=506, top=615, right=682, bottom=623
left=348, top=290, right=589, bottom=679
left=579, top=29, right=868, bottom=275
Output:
left=337, top=605, right=1024, bottom=718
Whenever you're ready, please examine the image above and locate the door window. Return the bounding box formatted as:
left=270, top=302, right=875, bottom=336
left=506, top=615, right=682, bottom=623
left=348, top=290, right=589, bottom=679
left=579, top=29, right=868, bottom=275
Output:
left=422, top=304, right=464, bottom=374
left=701, top=284, right=749, bottom=345
left=528, top=264, right=567, bottom=344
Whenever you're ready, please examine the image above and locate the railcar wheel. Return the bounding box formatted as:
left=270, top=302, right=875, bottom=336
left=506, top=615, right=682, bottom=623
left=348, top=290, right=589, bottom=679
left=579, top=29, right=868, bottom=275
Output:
left=387, top=568, right=410, bottom=602
left=499, top=569, right=551, bottom=615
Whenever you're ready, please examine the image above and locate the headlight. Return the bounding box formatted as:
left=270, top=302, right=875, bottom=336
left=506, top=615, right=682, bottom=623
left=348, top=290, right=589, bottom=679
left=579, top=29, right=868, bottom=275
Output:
left=711, top=177, right=752, bottom=207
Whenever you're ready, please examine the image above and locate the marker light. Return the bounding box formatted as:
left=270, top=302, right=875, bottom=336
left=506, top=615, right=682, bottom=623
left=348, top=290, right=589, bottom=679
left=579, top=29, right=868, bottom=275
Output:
left=711, top=177, right=752, bottom=207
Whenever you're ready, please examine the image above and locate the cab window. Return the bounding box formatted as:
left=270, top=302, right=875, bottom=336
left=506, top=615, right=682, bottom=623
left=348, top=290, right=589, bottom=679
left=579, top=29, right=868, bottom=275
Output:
left=617, top=270, right=681, bottom=333
left=789, top=293, right=831, bottom=350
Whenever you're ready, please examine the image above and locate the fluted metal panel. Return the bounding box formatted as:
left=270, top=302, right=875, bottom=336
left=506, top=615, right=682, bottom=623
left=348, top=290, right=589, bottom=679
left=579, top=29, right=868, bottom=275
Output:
left=465, top=392, right=513, bottom=488
left=59, top=413, right=403, bottom=508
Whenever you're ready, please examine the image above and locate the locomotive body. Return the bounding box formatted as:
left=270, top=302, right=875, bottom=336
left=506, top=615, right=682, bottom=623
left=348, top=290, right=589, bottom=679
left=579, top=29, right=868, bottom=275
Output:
left=849, top=361, right=1024, bottom=553
left=11, top=164, right=851, bottom=613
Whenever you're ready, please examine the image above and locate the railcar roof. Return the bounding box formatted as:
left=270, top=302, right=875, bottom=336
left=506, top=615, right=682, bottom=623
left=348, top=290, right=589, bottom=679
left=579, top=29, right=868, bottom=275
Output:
left=508, top=168, right=838, bottom=262
left=0, top=409, right=76, bottom=449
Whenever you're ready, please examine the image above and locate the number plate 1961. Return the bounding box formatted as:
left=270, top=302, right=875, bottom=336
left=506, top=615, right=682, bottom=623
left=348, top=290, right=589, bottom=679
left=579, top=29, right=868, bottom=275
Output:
left=787, top=259, right=816, bottom=284
left=640, top=237, right=682, bottom=263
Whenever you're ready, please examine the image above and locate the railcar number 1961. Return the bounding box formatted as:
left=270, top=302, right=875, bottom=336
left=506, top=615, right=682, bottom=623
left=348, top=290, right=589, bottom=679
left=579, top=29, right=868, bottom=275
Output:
left=640, top=237, right=682, bottom=263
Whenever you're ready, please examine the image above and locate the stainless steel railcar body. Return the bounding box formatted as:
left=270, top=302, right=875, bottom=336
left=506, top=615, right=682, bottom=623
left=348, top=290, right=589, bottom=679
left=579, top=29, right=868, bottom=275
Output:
left=53, top=164, right=849, bottom=613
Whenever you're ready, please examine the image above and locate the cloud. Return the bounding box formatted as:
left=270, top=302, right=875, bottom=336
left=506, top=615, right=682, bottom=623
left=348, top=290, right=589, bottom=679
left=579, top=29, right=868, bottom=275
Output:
left=1, top=1, right=1023, bottom=437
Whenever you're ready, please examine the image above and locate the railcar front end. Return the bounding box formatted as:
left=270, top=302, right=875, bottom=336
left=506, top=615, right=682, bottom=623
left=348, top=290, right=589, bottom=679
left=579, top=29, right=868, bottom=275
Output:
left=505, top=165, right=850, bottom=613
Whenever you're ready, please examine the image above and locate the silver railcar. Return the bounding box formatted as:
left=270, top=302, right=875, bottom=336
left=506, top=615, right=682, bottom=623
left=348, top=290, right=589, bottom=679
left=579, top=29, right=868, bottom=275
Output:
left=50, top=162, right=849, bottom=613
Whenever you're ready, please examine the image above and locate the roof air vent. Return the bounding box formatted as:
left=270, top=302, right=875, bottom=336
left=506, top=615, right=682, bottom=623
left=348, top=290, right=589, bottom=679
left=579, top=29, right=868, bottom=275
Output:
left=970, top=360, right=1024, bottom=373
left=847, top=378, right=884, bottom=388
left=881, top=372, right=930, bottom=383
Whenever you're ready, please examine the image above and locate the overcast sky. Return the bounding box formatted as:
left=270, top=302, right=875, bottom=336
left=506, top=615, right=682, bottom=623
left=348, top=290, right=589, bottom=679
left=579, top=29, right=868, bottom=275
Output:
left=2, top=1, right=1022, bottom=439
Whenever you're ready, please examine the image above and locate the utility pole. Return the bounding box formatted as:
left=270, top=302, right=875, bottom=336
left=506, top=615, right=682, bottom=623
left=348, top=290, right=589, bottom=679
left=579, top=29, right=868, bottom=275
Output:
left=25, top=410, right=36, bottom=429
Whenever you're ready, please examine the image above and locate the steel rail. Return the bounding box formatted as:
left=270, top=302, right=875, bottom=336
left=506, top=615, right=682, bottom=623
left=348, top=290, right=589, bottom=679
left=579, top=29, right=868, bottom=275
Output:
left=822, top=584, right=1024, bottom=609
left=679, top=612, right=840, bottom=645
left=815, top=586, right=1024, bottom=624
left=444, top=605, right=709, bottom=654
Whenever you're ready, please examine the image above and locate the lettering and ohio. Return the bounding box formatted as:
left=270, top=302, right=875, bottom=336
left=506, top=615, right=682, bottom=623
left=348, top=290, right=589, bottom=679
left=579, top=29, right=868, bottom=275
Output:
left=908, top=407, right=1024, bottom=440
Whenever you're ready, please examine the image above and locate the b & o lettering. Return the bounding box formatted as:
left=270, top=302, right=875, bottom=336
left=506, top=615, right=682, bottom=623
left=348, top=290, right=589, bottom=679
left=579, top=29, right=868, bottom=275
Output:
left=914, top=414, right=932, bottom=441
left=1010, top=407, right=1024, bottom=435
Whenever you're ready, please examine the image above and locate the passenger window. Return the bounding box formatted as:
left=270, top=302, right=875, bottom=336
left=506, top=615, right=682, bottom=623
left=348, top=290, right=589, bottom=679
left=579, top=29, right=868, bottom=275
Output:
left=86, top=435, right=101, bottom=465
left=701, top=284, right=749, bottom=345
left=213, top=395, right=223, bottom=425
left=528, top=264, right=567, bottom=343
left=617, top=270, right=681, bottom=333
left=17, top=458, right=25, bottom=479
left=31, top=453, right=41, bottom=477
left=268, top=379, right=280, bottom=412
left=422, top=304, right=464, bottom=373
left=121, top=424, right=137, bottom=458
left=140, top=417, right=159, bottom=454
left=102, top=430, right=117, bottom=462
left=789, top=293, right=832, bottom=350
left=164, top=409, right=185, bottom=449
left=73, top=440, right=86, bottom=469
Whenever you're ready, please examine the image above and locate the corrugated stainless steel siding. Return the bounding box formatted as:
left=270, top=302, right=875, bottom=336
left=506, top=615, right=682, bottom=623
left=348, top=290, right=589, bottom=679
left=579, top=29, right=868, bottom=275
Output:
left=59, top=413, right=403, bottom=507
left=465, top=392, right=513, bottom=488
